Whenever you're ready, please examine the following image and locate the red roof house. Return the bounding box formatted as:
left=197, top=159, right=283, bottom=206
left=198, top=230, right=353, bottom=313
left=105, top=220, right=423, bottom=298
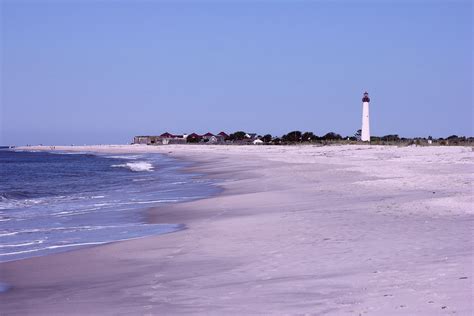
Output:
left=160, top=132, right=175, bottom=138
left=218, top=132, right=229, bottom=138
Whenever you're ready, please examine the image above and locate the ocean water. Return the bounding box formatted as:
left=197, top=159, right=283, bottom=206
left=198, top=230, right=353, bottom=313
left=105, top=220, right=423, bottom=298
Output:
left=0, top=150, right=219, bottom=262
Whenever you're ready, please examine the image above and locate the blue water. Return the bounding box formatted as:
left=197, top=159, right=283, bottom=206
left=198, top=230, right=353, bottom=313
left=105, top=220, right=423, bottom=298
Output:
left=0, top=150, right=218, bottom=262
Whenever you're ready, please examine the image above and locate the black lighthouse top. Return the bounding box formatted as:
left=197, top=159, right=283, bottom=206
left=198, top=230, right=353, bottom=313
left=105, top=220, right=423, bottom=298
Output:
left=362, top=91, right=370, bottom=102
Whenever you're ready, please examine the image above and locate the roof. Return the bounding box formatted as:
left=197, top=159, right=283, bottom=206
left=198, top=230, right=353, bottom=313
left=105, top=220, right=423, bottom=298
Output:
left=160, top=132, right=175, bottom=138
left=218, top=132, right=229, bottom=137
left=188, top=133, right=201, bottom=138
left=203, top=132, right=215, bottom=137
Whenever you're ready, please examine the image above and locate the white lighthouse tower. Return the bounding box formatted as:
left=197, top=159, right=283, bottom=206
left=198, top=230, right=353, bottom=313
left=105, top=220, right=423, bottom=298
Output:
left=361, top=91, right=371, bottom=142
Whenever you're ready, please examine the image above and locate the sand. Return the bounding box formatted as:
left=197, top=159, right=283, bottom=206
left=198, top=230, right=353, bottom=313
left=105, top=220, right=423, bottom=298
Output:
left=1, top=144, right=473, bottom=315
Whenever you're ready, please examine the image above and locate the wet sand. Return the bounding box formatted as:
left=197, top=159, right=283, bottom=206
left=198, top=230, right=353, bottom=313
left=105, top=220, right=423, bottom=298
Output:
left=1, top=145, right=473, bottom=315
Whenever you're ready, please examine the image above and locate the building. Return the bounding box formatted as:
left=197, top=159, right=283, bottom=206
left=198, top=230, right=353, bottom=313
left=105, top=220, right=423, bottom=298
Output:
left=159, top=132, right=186, bottom=144
left=133, top=136, right=161, bottom=145
left=217, top=131, right=229, bottom=138
left=202, top=132, right=215, bottom=141
left=133, top=131, right=264, bottom=145
left=245, top=133, right=257, bottom=140
left=132, top=134, right=186, bottom=145
left=361, top=92, right=371, bottom=142
left=207, top=136, right=219, bottom=144
left=217, top=132, right=229, bottom=142
left=185, top=133, right=201, bottom=143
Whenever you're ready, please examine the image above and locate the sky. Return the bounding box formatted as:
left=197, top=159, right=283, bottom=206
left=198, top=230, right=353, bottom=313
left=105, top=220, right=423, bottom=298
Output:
left=1, top=0, right=472, bottom=145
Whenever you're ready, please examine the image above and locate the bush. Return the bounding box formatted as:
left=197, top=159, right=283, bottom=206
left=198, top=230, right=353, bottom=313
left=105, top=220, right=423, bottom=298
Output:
left=187, top=135, right=201, bottom=143
left=282, top=131, right=302, bottom=142
left=272, top=137, right=282, bottom=145
left=229, top=131, right=247, bottom=141
left=302, top=132, right=317, bottom=142
left=381, top=134, right=400, bottom=142
left=322, top=132, right=343, bottom=141
left=262, top=134, right=272, bottom=143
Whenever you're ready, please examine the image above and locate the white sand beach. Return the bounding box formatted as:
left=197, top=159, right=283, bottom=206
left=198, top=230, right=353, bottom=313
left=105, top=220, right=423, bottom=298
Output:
left=1, top=144, right=473, bottom=315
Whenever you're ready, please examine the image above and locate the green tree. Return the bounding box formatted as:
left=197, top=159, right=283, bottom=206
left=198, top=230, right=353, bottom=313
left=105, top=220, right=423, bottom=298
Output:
left=272, top=137, right=282, bottom=145
left=283, top=131, right=302, bottom=142
left=186, top=135, right=201, bottom=143
left=354, top=129, right=362, bottom=140
left=322, top=132, right=342, bottom=140
left=381, top=134, right=400, bottom=142
left=229, top=131, right=247, bottom=141
left=262, top=134, right=272, bottom=143
left=302, top=132, right=316, bottom=142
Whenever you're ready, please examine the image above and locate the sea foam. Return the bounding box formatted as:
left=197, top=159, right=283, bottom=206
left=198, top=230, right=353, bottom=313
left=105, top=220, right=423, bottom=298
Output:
left=112, top=161, right=154, bottom=172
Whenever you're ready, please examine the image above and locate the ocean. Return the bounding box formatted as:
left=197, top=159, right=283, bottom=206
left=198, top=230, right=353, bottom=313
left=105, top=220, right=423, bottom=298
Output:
left=0, top=150, right=218, bottom=262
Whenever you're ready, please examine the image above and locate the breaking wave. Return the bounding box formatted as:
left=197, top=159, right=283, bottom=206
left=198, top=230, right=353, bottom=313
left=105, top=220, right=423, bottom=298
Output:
left=111, top=161, right=154, bottom=172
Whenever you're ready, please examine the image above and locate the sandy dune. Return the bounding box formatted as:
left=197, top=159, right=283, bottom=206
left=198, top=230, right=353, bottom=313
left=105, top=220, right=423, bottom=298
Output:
left=1, top=144, right=473, bottom=315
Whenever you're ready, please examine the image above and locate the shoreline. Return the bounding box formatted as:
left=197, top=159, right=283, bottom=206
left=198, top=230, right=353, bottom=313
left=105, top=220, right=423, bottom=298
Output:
left=0, top=149, right=221, bottom=264
left=1, top=145, right=472, bottom=315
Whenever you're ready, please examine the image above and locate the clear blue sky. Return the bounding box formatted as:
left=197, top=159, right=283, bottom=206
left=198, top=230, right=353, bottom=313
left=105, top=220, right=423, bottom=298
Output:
left=1, top=0, right=472, bottom=145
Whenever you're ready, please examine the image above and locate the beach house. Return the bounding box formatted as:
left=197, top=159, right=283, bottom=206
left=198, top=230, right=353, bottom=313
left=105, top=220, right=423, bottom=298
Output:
left=132, top=134, right=186, bottom=145
left=133, top=131, right=264, bottom=145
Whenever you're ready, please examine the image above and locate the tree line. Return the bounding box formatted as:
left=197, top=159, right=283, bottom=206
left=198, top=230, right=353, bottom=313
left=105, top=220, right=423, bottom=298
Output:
left=224, top=130, right=474, bottom=146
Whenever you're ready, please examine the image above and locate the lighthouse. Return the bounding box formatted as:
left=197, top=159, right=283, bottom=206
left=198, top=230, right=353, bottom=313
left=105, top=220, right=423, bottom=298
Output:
left=361, top=91, right=371, bottom=142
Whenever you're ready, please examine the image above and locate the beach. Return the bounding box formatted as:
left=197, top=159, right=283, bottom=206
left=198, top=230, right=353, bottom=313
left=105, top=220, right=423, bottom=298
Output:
left=1, top=144, right=472, bottom=315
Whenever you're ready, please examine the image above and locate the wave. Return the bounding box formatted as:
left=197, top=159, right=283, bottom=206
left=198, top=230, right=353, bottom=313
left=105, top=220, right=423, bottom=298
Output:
left=0, top=242, right=110, bottom=260
left=3, top=224, right=152, bottom=236
left=111, top=161, right=154, bottom=172
left=0, top=191, right=41, bottom=200
left=48, top=151, right=93, bottom=156
left=105, top=155, right=142, bottom=160
left=91, top=199, right=178, bottom=208
left=0, top=240, right=45, bottom=248
left=0, top=196, right=49, bottom=210
left=0, top=224, right=184, bottom=262
left=0, top=194, right=106, bottom=211
left=0, top=232, right=18, bottom=237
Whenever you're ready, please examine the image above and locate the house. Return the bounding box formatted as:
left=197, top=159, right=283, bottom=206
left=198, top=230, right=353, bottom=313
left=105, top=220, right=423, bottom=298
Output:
left=160, top=132, right=175, bottom=138
left=159, top=133, right=186, bottom=144
left=133, top=131, right=231, bottom=145
left=207, top=136, right=219, bottom=144
left=133, top=133, right=186, bottom=145
left=216, top=132, right=228, bottom=143
left=203, top=132, right=227, bottom=144
left=253, top=139, right=264, bottom=145
left=186, top=133, right=202, bottom=143
left=202, top=132, right=215, bottom=141
left=133, top=136, right=163, bottom=145
left=133, top=136, right=153, bottom=145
